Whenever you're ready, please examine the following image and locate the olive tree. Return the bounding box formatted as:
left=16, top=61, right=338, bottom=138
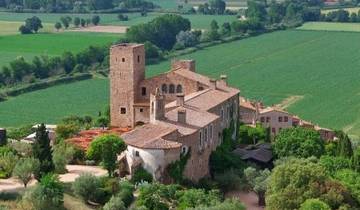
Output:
left=13, top=157, right=40, bottom=187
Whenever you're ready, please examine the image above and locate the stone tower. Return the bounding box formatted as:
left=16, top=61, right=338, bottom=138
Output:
left=150, top=88, right=165, bottom=124
left=110, top=43, right=145, bottom=128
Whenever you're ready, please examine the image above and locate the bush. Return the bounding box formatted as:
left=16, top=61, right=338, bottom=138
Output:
left=24, top=174, right=64, bottom=210
left=300, top=199, right=331, bottom=210
left=0, top=152, right=18, bottom=178
left=118, top=180, right=135, bottom=207
left=103, top=195, right=126, bottom=210
left=53, top=143, right=75, bottom=173
left=72, top=173, right=101, bottom=203
left=131, top=167, right=153, bottom=184
left=13, top=157, right=40, bottom=187
left=214, top=169, right=243, bottom=192
left=187, top=199, right=245, bottom=210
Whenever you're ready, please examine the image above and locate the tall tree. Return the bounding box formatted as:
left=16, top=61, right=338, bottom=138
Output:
left=32, top=123, right=54, bottom=180
left=244, top=167, right=270, bottom=206
left=336, top=131, right=353, bottom=158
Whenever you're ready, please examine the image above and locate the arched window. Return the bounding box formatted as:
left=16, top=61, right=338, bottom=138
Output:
left=169, top=84, right=175, bottom=93
left=161, top=84, right=167, bottom=93
left=176, top=84, right=182, bottom=93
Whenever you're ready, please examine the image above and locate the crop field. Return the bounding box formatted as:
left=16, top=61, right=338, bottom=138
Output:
left=0, top=21, right=53, bottom=35
left=0, top=12, right=237, bottom=30
left=0, top=32, right=120, bottom=67
left=2, top=30, right=360, bottom=137
left=322, top=7, right=360, bottom=14
left=298, top=22, right=360, bottom=32
left=0, top=78, right=109, bottom=127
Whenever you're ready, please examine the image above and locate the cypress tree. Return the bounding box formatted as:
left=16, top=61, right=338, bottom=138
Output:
left=336, top=131, right=353, bottom=158
left=32, top=123, right=54, bottom=180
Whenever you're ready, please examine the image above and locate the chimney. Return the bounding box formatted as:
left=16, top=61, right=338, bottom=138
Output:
left=176, top=94, right=185, bottom=106
left=209, top=78, right=217, bottom=90
left=220, top=75, right=227, bottom=85
left=178, top=108, right=186, bottom=124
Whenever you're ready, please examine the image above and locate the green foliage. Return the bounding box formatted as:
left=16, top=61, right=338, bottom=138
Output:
left=300, top=199, right=331, bottom=210
left=319, top=155, right=351, bottom=176
left=7, top=124, right=33, bottom=140
left=92, top=15, right=101, bottom=26
left=351, top=147, right=360, bottom=172
left=126, top=14, right=191, bottom=50
left=55, top=123, right=80, bottom=140
left=131, top=167, right=153, bottom=184
left=187, top=199, right=245, bottom=210
left=87, top=134, right=126, bottom=176
left=103, top=195, right=126, bottom=210
left=54, top=22, right=62, bottom=31
left=177, top=189, right=221, bottom=210
left=334, top=169, right=360, bottom=204
left=13, top=157, right=40, bottom=187
left=214, top=169, right=243, bottom=192
left=336, top=131, right=354, bottom=158
left=239, top=123, right=269, bottom=144
left=167, top=150, right=190, bottom=183
left=274, top=127, right=325, bottom=158
left=117, top=180, right=135, bottom=207
left=53, top=143, right=75, bottom=173
left=32, top=123, right=54, bottom=180
left=24, top=174, right=64, bottom=210
left=0, top=152, right=18, bottom=178
left=72, top=173, right=101, bottom=203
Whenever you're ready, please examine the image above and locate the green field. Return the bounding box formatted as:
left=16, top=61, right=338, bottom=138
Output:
left=2, top=30, right=360, bottom=137
left=0, top=32, right=120, bottom=67
left=0, top=12, right=237, bottom=30
left=0, top=21, right=53, bottom=35
left=298, top=22, right=360, bottom=32
left=322, top=7, right=360, bottom=14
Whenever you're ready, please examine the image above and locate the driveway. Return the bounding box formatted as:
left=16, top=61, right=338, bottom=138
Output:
left=226, top=191, right=265, bottom=210
left=0, top=165, right=107, bottom=192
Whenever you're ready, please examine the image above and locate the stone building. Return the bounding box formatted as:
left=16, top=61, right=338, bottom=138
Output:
left=110, top=43, right=240, bottom=182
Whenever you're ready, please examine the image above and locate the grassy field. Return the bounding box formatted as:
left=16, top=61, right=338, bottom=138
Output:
left=2, top=30, right=360, bottom=137
left=298, top=22, right=360, bottom=32
left=0, top=12, right=237, bottom=30
left=0, top=32, right=120, bottom=67
left=0, top=21, right=53, bottom=35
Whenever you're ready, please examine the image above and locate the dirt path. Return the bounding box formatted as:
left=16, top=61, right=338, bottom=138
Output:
left=0, top=165, right=107, bottom=192
left=226, top=191, right=265, bottom=210
left=69, top=25, right=128, bottom=33
left=275, top=95, right=304, bottom=110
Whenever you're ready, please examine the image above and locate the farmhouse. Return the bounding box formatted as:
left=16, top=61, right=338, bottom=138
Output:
left=239, top=98, right=336, bottom=140
left=110, top=43, right=240, bottom=182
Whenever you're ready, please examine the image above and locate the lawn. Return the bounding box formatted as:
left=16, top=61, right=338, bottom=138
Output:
left=0, top=12, right=238, bottom=30
left=0, top=32, right=120, bottom=67
left=2, top=30, right=360, bottom=137
left=298, top=22, right=360, bottom=32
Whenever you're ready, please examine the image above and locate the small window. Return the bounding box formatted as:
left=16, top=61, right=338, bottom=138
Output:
left=198, top=86, right=204, bottom=91
left=221, top=109, right=224, bottom=121
left=266, top=117, right=270, bottom=122
left=140, top=108, right=143, bottom=112
left=161, top=84, right=167, bottom=93
left=209, top=124, right=213, bottom=140
left=272, top=127, right=276, bottom=133
left=141, top=87, right=146, bottom=96
left=169, top=84, right=175, bottom=93
left=137, top=55, right=140, bottom=63
left=122, top=58, right=125, bottom=62
left=176, top=85, right=182, bottom=93
left=284, top=116, right=289, bottom=122
left=135, top=151, right=139, bottom=157
left=260, top=117, right=265, bottom=123
left=120, top=107, right=126, bottom=114
left=279, top=117, right=283, bottom=122
left=204, top=128, right=208, bottom=142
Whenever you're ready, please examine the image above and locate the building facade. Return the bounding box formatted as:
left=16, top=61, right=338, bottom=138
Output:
left=110, top=43, right=240, bottom=182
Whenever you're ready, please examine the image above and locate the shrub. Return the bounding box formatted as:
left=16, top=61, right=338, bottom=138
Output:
left=131, top=167, right=153, bottom=184
left=53, top=143, right=75, bottom=173
left=0, top=152, right=18, bottom=178
left=72, top=173, right=101, bottom=203
left=24, top=174, right=64, bottom=210
left=214, top=169, right=243, bottom=192
left=187, top=199, right=245, bottom=210
left=13, top=157, right=40, bottom=187
left=103, top=195, right=126, bottom=210
left=300, top=199, right=331, bottom=210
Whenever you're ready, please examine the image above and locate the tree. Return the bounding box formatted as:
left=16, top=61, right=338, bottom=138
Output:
left=92, top=15, right=101, bottom=25
left=239, top=123, right=269, bottom=144
left=72, top=173, right=101, bottom=203
left=74, top=17, right=80, bottom=27
left=60, top=16, right=71, bottom=29
left=246, top=0, right=267, bottom=22
left=220, top=22, right=231, bottom=36
left=62, top=51, right=76, bottom=74
left=336, top=131, right=353, bottom=158
left=0, top=152, right=18, bottom=178
left=131, top=167, right=153, bottom=184
left=89, top=0, right=114, bottom=10
left=244, top=167, right=270, bottom=206
left=32, top=124, right=54, bottom=180
left=273, top=127, right=325, bottom=158
left=266, top=158, right=327, bottom=210
left=24, top=174, right=64, bottom=210
left=86, top=134, right=126, bottom=176
left=19, top=25, right=32, bottom=34
left=55, top=123, right=80, bottom=139
left=25, top=16, right=43, bottom=33
left=351, top=147, right=360, bottom=172
left=54, top=22, right=62, bottom=32
left=53, top=143, right=75, bottom=173
left=103, top=195, right=126, bottom=210
left=13, top=157, right=40, bottom=187
left=126, top=14, right=191, bottom=50
left=300, top=199, right=331, bottom=210
left=175, top=30, right=198, bottom=49
left=80, top=18, right=86, bottom=27
left=210, top=20, right=219, bottom=31
left=209, top=0, right=226, bottom=14
left=187, top=199, right=245, bottom=210
left=319, top=155, right=351, bottom=176
left=334, top=169, right=360, bottom=204
left=118, top=14, right=129, bottom=21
